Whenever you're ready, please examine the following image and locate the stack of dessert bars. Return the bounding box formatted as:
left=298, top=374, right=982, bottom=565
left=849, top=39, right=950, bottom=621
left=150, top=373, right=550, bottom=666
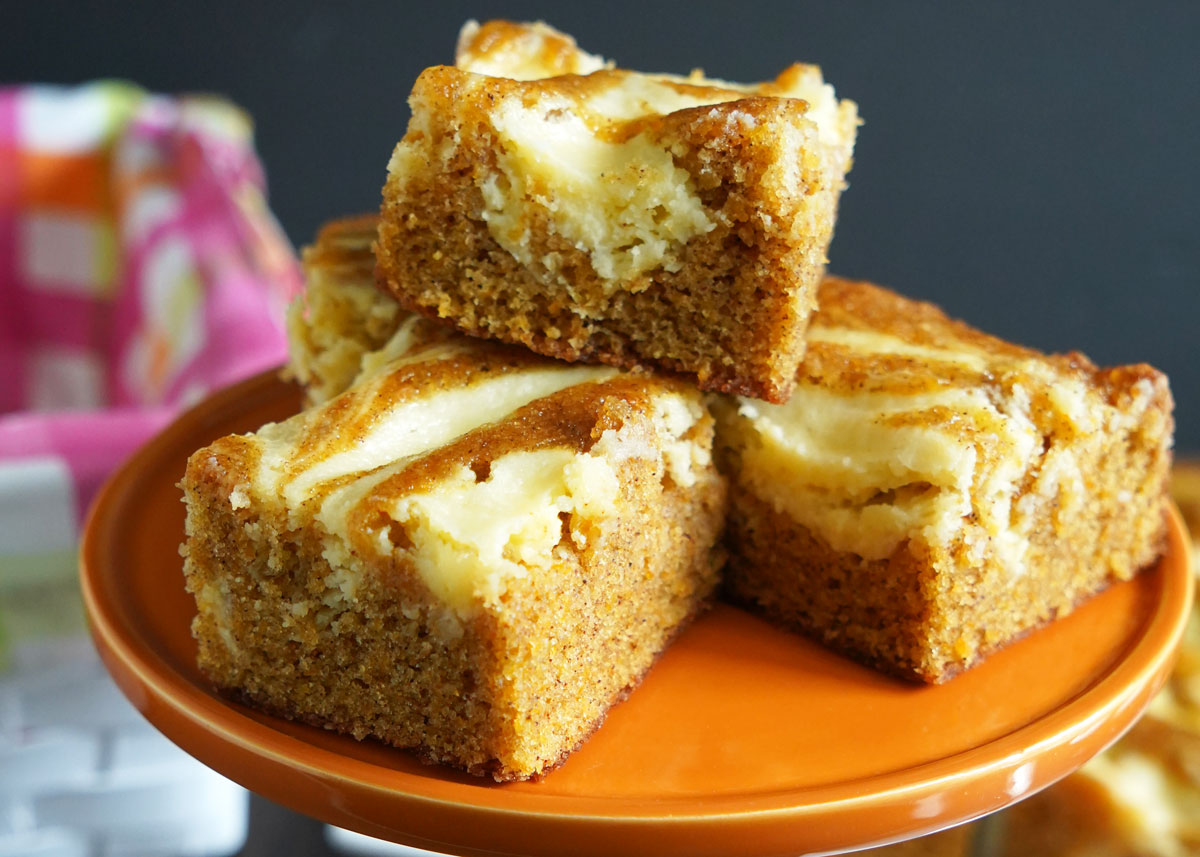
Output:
left=181, top=20, right=1173, bottom=783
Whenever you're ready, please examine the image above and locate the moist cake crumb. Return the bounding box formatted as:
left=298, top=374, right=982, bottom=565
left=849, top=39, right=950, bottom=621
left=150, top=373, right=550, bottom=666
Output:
left=376, top=20, right=858, bottom=403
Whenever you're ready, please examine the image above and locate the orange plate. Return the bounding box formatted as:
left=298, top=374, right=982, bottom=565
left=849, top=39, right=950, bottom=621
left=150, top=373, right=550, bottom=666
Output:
left=81, top=370, right=1194, bottom=857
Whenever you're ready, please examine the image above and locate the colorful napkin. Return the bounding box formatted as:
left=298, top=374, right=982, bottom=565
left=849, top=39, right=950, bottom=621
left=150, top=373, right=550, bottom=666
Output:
left=0, top=80, right=300, bottom=663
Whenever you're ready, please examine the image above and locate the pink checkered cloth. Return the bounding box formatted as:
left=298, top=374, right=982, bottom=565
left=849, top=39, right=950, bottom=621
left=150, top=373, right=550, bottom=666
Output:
left=0, top=81, right=301, bottom=525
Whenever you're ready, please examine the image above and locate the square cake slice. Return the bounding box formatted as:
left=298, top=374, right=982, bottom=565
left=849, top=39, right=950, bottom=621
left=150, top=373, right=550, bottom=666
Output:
left=716, top=277, right=1174, bottom=683
left=183, top=308, right=727, bottom=781
left=376, top=20, right=858, bottom=403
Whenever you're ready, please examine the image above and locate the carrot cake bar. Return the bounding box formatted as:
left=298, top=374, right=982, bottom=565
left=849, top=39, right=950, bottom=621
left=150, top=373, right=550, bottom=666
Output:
left=184, top=276, right=727, bottom=781
left=716, top=277, right=1174, bottom=683
left=376, top=20, right=858, bottom=403
left=284, top=215, right=409, bottom=406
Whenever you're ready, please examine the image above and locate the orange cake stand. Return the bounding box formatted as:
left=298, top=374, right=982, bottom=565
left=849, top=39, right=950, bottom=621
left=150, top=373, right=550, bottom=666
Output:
left=81, top=370, right=1195, bottom=857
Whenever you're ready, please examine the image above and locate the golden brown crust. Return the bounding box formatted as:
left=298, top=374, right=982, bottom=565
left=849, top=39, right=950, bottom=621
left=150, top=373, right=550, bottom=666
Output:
left=721, top=277, right=1175, bottom=682
left=805, top=277, right=1111, bottom=395
left=455, top=19, right=608, bottom=79
left=183, top=347, right=727, bottom=780
left=376, top=62, right=855, bottom=403
left=813, top=278, right=1037, bottom=356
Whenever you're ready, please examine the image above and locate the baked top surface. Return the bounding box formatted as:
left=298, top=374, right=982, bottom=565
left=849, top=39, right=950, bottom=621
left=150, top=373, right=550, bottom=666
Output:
left=800, top=277, right=1156, bottom=401
left=456, top=19, right=609, bottom=80
left=744, top=275, right=1169, bottom=443
left=451, top=19, right=853, bottom=137
left=302, top=214, right=377, bottom=280
left=388, top=32, right=857, bottom=291
left=730, top=276, right=1172, bottom=562
left=195, top=325, right=710, bottom=616
left=414, top=63, right=842, bottom=136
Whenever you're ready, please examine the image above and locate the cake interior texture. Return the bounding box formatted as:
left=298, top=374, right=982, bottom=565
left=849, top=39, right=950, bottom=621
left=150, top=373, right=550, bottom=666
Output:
left=717, top=277, right=1174, bottom=683
left=184, top=295, right=727, bottom=780
left=291, top=217, right=1175, bottom=686
left=376, top=19, right=858, bottom=402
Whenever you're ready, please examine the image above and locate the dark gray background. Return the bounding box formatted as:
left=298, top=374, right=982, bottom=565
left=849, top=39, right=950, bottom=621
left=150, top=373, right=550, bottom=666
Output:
left=4, top=2, right=1196, bottom=853
left=4, top=1, right=1197, bottom=453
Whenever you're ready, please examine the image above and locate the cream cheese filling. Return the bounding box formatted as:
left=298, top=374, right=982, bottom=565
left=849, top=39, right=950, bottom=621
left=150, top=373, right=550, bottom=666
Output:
left=470, top=68, right=850, bottom=290
left=480, top=86, right=718, bottom=288
left=380, top=389, right=706, bottom=616
left=350, top=316, right=462, bottom=387
left=387, top=448, right=620, bottom=612
left=302, top=386, right=705, bottom=622
left=250, top=346, right=716, bottom=625
left=254, top=361, right=616, bottom=510
left=735, top=382, right=1040, bottom=565
left=805, top=327, right=990, bottom=372
left=726, top=320, right=1138, bottom=569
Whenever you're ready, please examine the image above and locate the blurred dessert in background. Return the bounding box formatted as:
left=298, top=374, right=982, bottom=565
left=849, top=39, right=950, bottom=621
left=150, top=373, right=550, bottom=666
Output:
left=996, top=463, right=1198, bottom=856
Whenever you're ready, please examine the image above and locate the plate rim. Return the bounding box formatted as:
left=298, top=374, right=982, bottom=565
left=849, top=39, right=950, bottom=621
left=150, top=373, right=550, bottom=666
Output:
left=79, top=369, right=1196, bottom=854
